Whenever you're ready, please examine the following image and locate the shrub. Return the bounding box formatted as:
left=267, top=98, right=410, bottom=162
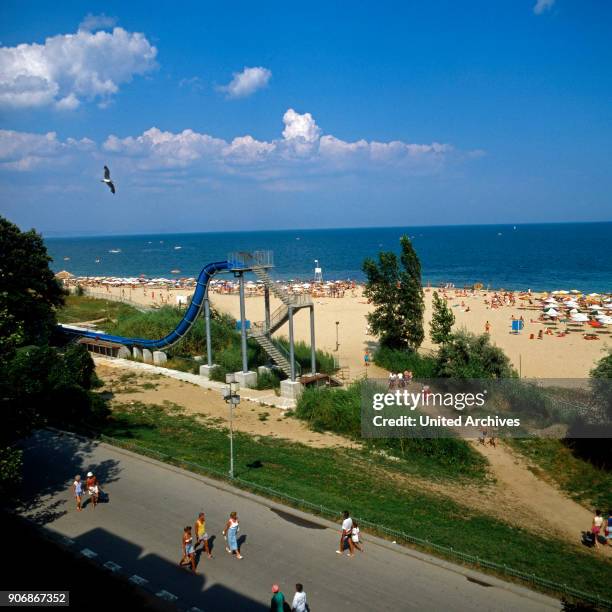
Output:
left=276, top=338, right=337, bottom=374
left=373, top=346, right=437, bottom=377
left=435, top=329, right=516, bottom=379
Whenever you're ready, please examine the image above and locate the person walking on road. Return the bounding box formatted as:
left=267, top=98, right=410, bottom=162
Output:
left=351, top=520, right=364, bottom=552
left=85, top=471, right=99, bottom=509
left=336, top=510, right=354, bottom=556
left=291, top=583, right=308, bottom=612
left=270, top=584, right=285, bottom=612
left=223, top=511, right=243, bottom=559
left=194, top=512, right=212, bottom=559
left=179, top=526, right=196, bottom=572
left=72, top=474, right=83, bottom=512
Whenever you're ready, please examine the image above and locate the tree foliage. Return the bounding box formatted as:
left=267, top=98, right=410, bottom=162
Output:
left=430, top=291, right=455, bottom=345
left=0, top=216, right=65, bottom=347
left=435, top=330, right=516, bottom=379
left=363, top=236, right=424, bottom=350
left=0, top=217, right=103, bottom=495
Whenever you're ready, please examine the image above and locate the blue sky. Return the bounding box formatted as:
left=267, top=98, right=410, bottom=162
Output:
left=0, top=0, right=611, bottom=235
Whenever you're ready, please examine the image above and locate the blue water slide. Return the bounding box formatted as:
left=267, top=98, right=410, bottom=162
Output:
left=58, top=260, right=232, bottom=349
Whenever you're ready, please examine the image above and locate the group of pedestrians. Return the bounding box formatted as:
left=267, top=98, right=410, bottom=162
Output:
left=180, top=511, right=243, bottom=573
left=270, top=583, right=309, bottom=611
left=591, top=509, right=612, bottom=550
left=387, top=370, right=414, bottom=389
left=336, top=511, right=364, bottom=558
left=72, top=471, right=100, bottom=511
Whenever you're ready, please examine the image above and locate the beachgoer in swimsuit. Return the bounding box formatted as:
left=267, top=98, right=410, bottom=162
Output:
left=195, top=512, right=212, bottom=559
left=180, top=526, right=197, bottom=571
left=73, top=475, right=83, bottom=511
left=85, top=471, right=99, bottom=508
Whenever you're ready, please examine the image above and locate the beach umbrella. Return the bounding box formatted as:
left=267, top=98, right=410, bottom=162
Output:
left=544, top=297, right=558, bottom=304
left=570, top=308, right=578, bottom=314
left=55, top=270, right=74, bottom=280
left=590, top=305, right=603, bottom=310
left=545, top=308, right=559, bottom=317
left=571, top=313, right=589, bottom=322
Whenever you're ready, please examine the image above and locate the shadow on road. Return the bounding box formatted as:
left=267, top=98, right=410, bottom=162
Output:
left=70, top=527, right=268, bottom=610
left=18, top=430, right=121, bottom=525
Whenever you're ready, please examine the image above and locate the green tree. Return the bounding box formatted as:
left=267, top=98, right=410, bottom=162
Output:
left=435, top=330, right=516, bottom=379
left=430, top=291, right=455, bottom=345
left=0, top=217, right=103, bottom=495
left=363, top=236, right=424, bottom=350
left=0, top=216, right=65, bottom=346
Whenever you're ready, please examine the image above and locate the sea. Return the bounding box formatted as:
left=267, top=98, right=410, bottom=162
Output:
left=45, top=223, right=612, bottom=293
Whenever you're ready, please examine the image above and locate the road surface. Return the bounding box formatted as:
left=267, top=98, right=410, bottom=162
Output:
left=19, top=430, right=559, bottom=611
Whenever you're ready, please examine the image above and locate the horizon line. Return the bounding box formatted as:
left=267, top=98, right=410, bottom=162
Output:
left=41, top=219, right=612, bottom=240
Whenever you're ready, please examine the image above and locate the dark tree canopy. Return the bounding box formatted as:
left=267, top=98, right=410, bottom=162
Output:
left=0, top=216, right=65, bottom=348
left=363, top=235, right=424, bottom=350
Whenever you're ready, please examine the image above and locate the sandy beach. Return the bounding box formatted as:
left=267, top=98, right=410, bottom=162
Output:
left=81, top=283, right=611, bottom=379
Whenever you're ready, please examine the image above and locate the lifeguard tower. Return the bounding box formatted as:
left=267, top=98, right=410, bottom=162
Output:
left=314, top=259, right=323, bottom=283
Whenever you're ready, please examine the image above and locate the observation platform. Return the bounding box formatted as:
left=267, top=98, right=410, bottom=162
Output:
left=227, top=250, right=274, bottom=272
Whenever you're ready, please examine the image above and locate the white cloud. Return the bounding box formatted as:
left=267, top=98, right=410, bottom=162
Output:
left=78, top=13, right=117, bottom=31
left=179, top=76, right=204, bottom=90
left=2, top=109, right=466, bottom=185
left=533, top=0, right=555, bottom=15
left=220, top=66, right=271, bottom=98
left=0, top=26, right=157, bottom=109
left=0, top=129, right=94, bottom=170
left=55, top=93, right=80, bottom=111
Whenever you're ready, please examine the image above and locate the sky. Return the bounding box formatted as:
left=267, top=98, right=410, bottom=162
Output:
left=0, top=0, right=611, bottom=236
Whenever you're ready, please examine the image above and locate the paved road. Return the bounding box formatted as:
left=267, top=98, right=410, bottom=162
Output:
left=19, top=431, right=559, bottom=612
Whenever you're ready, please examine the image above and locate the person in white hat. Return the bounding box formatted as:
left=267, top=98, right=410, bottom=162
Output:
left=85, top=471, right=99, bottom=508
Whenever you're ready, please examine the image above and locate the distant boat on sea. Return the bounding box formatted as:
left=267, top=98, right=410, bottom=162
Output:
left=171, top=269, right=181, bottom=274
left=109, top=249, right=121, bottom=254
left=95, top=258, right=100, bottom=263
left=174, top=246, right=182, bottom=250
left=63, top=256, right=70, bottom=261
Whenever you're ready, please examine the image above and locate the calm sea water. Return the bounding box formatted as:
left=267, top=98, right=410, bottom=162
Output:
left=45, top=223, right=612, bottom=293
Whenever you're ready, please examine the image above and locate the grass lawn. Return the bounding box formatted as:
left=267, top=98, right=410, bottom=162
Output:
left=99, top=401, right=612, bottom=604
left=57, top=295, right=140, bottom=324
left=509, top=438, right=612, bottom=510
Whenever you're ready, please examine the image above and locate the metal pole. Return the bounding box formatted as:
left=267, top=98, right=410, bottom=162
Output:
left=204, top=291, right=213, bottom=367
left=229, top=404, right=234, bottom=478
left=264, top=285, right=271, bottom=336
left=309, top=305, right=316, bottom=375
left=238, top=273, right=248, bottom=373
left=288, top=306, right=295, bottom=381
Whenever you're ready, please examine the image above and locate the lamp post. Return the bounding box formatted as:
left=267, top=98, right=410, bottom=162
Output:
left=335, top=321, right=340, bottom=352
left=223, top=373, right=240, bottom=479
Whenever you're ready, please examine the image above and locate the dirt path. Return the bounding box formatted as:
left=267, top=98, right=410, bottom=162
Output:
left=472, top=441, right=611, bottom=556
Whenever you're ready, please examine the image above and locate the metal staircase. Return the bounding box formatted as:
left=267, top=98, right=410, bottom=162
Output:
left=247, top=270, right=312, bottom=378
left=252, top=267, right=293, bottom=305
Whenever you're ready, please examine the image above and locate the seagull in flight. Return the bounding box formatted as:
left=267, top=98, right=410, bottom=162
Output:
left=101, top=166, right=115, bottom=194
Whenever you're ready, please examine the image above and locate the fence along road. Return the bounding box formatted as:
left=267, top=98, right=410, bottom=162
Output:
left=19, top=430, right=559, bottom=612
